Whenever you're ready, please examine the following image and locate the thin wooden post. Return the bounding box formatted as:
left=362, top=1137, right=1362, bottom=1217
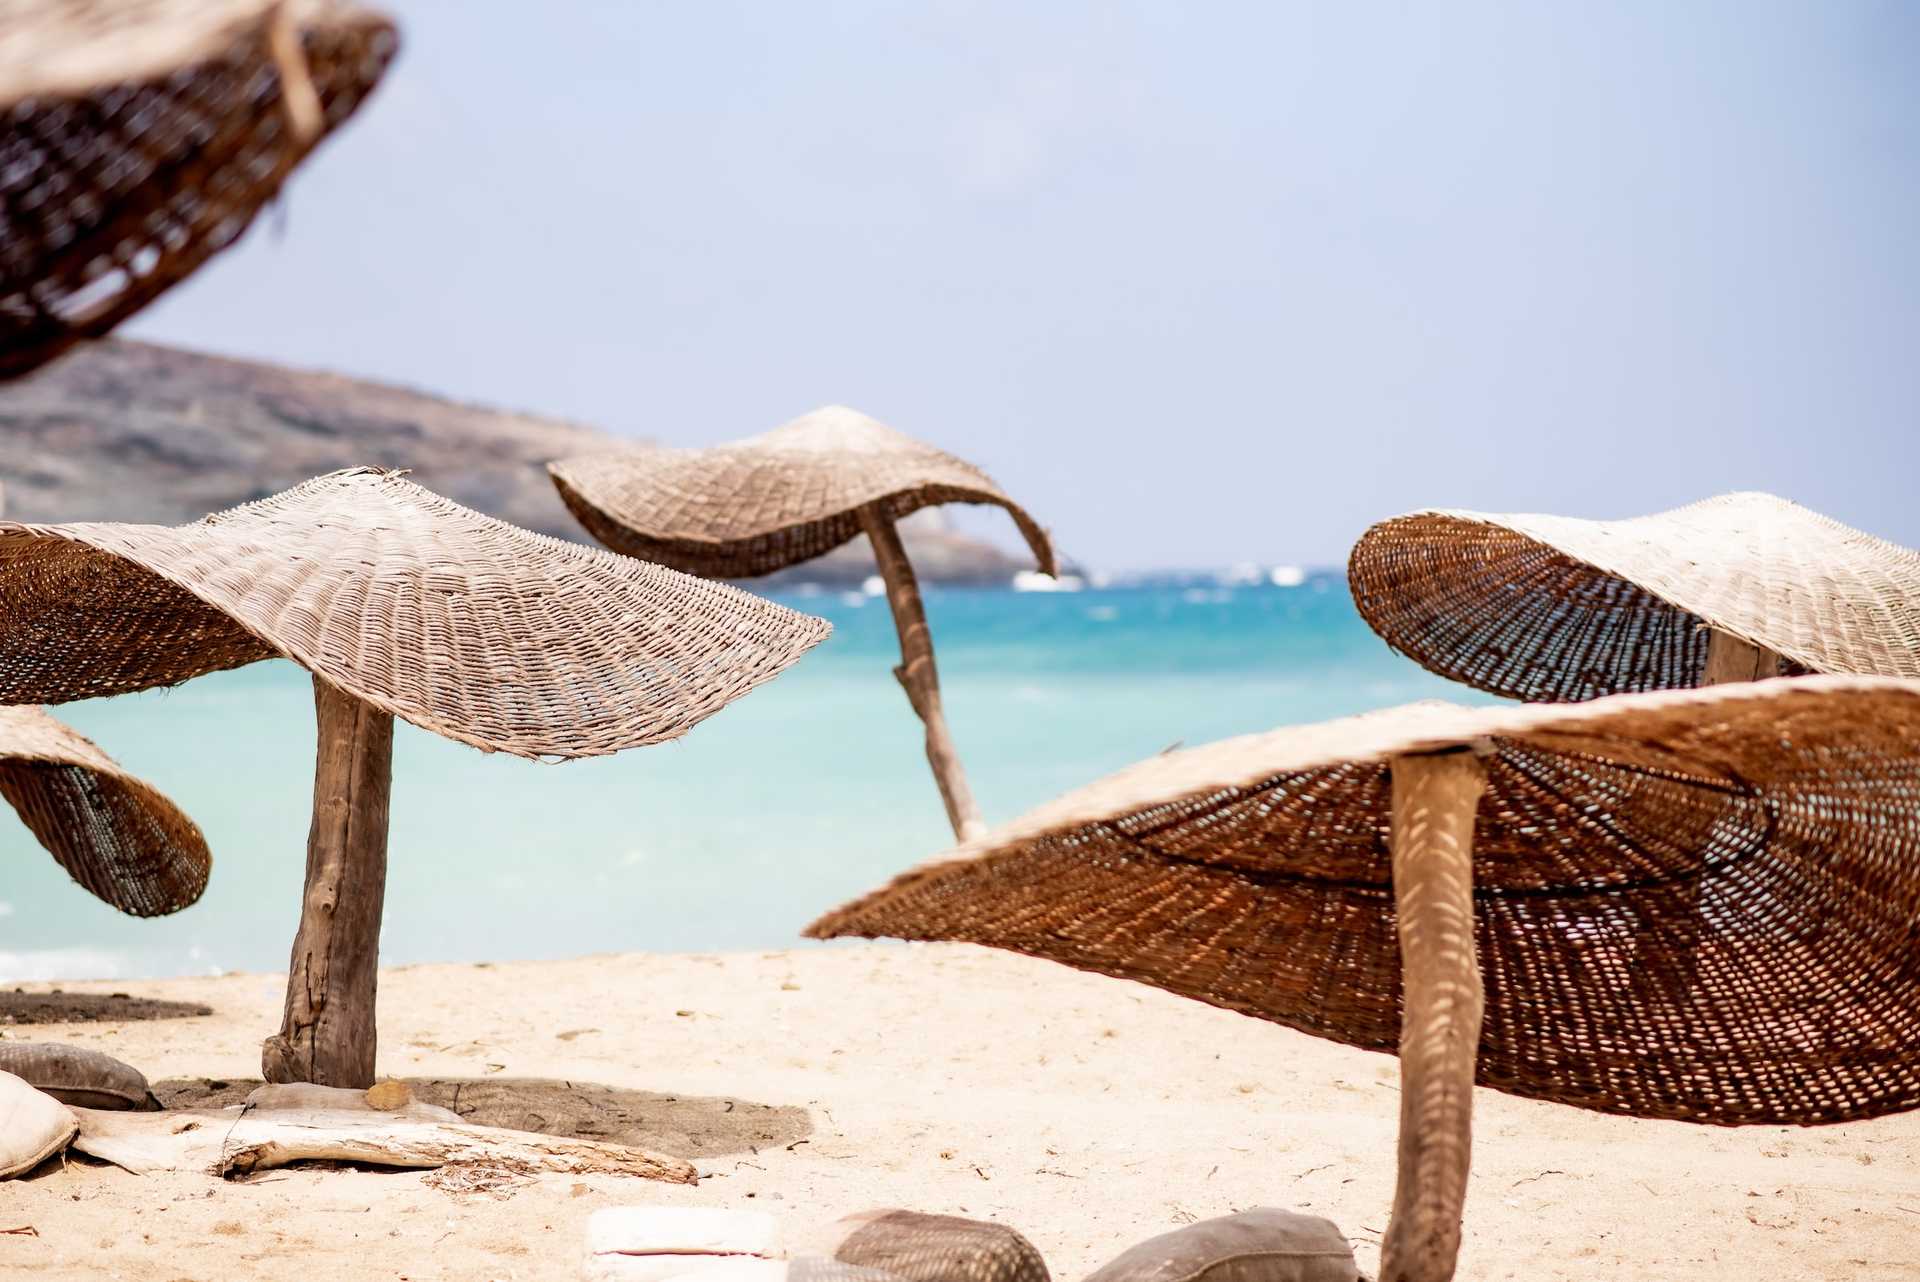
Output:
left=261, top=675, right=394, bottom=1087
left=858, top=504, right=988, bottom=843
left=1670, top=628, right=1785, bottom=1003
left=1703, top=629, right=1783, bottom=684
left=1381, top=748, right=1489, bottom=1282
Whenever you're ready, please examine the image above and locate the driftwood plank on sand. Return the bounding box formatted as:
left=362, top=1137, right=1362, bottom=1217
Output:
left=70, top=1106, right=697, bottom=1184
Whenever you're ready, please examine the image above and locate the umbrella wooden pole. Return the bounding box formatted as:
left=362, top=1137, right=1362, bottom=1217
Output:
left=859, top=504, right=988, bottom=843
left=1381, top=747, right=1489, bottom=1282
left=262, top=675, right=394, bottom=1088
left=1675, top=629, right=1787, bottom=1003
left=1704, top=629, right=1783, bottom=684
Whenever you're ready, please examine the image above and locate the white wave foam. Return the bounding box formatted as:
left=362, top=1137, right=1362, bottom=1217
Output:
left=0, top=947, right=137, bottom=984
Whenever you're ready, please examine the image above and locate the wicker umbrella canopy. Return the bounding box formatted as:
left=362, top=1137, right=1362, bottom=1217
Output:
left=0, top=0, right=397, bottom=380
left=812, top=675, right=1920, bottom=1125
left=1349, top=493, right=1920, bottom=702
left=0, top=467, right=829, bottom=1088
left=812, top=677, right=1920, bottom=1280
left=548, top=405, right=1055, bottom=580
left=553, top=405, right=1056, bottom=844
left=0, top=467, right=831, bottom=757
left=0, top=704, right=208, bottom=917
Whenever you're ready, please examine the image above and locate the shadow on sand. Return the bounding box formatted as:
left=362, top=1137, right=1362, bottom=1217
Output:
left=152, top=1075, right=812, bottom=1160
left=1, top=989, right=213, bottom=1024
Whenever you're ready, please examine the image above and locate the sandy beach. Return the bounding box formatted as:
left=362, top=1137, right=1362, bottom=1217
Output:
left=3, top=944, right=1915, bottom=1281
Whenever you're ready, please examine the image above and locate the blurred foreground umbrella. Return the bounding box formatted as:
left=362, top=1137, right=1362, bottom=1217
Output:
left=0, top=468, right=830, bottom=1086
left=0, top=703, right=208, bottom=916
left=811, top=677, right=1920, bottom=1282
left=1349, top=493, right=1920, bottom=700
left=552, top=406, right=1055, bottom=842
left=0, top=0, right=397, bottom=379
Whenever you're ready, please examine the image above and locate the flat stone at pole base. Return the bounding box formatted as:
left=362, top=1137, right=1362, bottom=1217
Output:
left=1381, top=749, right=1488, bottom=1282
left=0, top=1042, right=157, bottom=1111
left=265, top=675, right=395, bottom=1088
left=1083, top=1209, right=1359, bottom=1282
left=246, top=1081, right=460, bottom=1123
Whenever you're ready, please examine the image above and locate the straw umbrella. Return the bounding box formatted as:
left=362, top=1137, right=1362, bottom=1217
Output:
left=0, top=703, right=209, bottom=916
left=809, top=676, right=1920, bottom=1282
left=1348, top=492, right=1920, bottom=701
left=0, top=0, right=397, bottom=380
left=0, top=468, right=830, bottom=1087
left=550, top=405, right=1056, bottom=842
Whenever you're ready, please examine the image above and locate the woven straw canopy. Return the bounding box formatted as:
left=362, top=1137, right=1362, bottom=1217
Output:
left=0, top=704, right=208, bottom=916
left=0, top=0, right=397, bottom=380
left=1349, top=492, right=1920, bottom=702
left=549, top=406, right=1056, bottom=580
left=0, top=468, right=831, bottom=758
left=811, top=676, right=1920, bottom=1126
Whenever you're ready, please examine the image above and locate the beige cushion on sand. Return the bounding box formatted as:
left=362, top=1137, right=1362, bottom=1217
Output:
left=1082, top=1211, right=1359, bottom=1282
left=0, top=1042, right=157, bottom=1111
left=1, top=1068, right=79, bottom=1178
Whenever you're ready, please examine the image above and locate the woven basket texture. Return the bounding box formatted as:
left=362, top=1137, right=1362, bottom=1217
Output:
left=831, top=1211, right=1049, bottom=1282
left=0, top=0, right=396, bottom=379
left=1349, top=493, right=1920, bottom=702
left=0, top=703, right=207, bottom=915
left=0, top=468, right=831, bottom=758
left=549, top=406, right=1055, bottom=580
left=810, top=676, right=1920, bottom=1126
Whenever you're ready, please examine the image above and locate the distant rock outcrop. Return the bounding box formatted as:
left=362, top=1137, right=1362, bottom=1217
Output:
left=0, top=340, right=606, bottom=538
left=0, top=341, right=1031, bottom=584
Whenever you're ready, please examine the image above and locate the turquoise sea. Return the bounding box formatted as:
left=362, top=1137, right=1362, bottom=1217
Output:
left=0, top=575, right=1488, bottom=982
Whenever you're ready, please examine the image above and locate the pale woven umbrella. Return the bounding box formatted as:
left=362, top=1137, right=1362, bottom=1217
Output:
left=1349, top=492, right=1920, bottom=701
left=551, top=405, right=1056, bottom=842
left=0, top=703, right=208, bottom=916
left=810, top=677, right=1920, bottom=1282
left=0, top=468, right=830, bottom=1087
left=0, top=0, right=397, bottom=380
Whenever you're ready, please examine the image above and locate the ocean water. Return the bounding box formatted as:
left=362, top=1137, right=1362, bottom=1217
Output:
left=0, top=575, right=1489, bottom=982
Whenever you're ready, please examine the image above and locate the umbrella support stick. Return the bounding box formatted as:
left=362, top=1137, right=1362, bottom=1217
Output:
left=859, top=504, right=988, bottom=843
left=1684, top=628, right=1786, bottom=999
left=1704, top=629, right=1783, bottom=684
left=262, top=675, right=394, bottom=1088
left=1382, top=747, right=1488, bottom=1282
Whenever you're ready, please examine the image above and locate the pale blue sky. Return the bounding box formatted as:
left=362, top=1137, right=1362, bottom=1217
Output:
left=130, top=1, right=1919, bottom=569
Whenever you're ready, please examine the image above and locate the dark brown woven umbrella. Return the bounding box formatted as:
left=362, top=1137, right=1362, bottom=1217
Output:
left=0, top=703, right=208, bottom=916
left=551, top=405, right=1056, bottom=842
left=0, top=468, right=830, bottom=1087
left=0, top=0, right=397, bottom=380
left=1349, top=492, right=1920, bottom=701
left=810, top=676, right=1920, bottom=1282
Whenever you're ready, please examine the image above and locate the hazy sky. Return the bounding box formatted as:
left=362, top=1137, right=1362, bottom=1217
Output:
left=130, top=1, right=1918, bottom=569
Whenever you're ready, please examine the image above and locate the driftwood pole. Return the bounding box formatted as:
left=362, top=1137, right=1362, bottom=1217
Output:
left=858, top=503, right=988, bottom=843
left=1703, top=629, right=1783, bottom=685
left=1381, top=748, right=1489, bottom=1282
left=1672, top=627, right=1787, bottom=998
left=261, top=675, right=394, bottom=1088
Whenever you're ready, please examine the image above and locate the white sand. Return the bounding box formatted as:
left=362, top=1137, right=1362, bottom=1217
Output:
left=3, top=945, right=1916, bottom=1280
